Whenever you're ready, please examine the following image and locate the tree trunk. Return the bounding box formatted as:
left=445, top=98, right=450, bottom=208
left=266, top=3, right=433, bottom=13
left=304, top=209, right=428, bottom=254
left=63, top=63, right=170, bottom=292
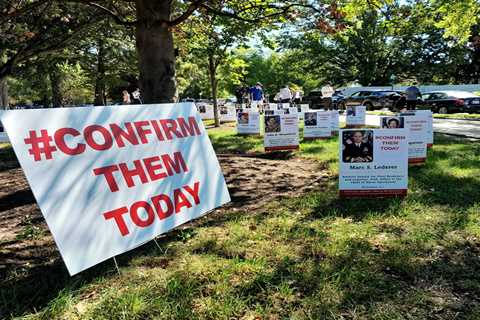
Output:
left=50, top=67, right=63, bottom=108
left=135, top=0, right=176, bottom=104
left=0, top=77, right=8, bottom=109
left=94, top=38, right=106, bottom=106
left=208, top=55, right=220, bottom=127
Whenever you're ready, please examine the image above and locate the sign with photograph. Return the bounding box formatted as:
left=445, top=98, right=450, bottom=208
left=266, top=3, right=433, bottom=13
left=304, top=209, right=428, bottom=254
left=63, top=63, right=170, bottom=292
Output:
left=237, top=111, right=261, bottom=135
left=346, top=105, right=366, bottom=127
left=339, top=129, right=408, bottom=198
left=196, top=103, right=215, bottom=120
left=284, top=107, right=299, bottom=116
left=264, top=114, right=299, bottom=152
left=400, top=112, right=429, bottom=165
left=1, top=103, right=230, bottom=275
left=219, top=104, right=237, bottom=123
left=304, top=111, right=332, bottom=139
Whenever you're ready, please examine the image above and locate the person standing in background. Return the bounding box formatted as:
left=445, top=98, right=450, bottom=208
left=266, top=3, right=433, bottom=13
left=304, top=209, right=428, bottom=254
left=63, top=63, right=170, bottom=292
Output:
left=132, top=88, right=143, bottom=104
left=250, top=82, right=264, bottom=105
left=279, top=85, right=292, bottom=104
left=406, top=83, right=421, bottom=110
left=122, top=90, right=131, bottom=105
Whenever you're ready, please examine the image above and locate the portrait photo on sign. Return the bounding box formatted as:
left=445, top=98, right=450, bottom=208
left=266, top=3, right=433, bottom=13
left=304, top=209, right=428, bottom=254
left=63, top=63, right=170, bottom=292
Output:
left=220, top=107, right=228, bottom=115
left=284, top=108, right=290, bottom=114
left=237, top=112, right=249, bottom=124
left=382, top=117, right=404, bottom=129
left=198, top=105, right=206, bottom=113
left=304, top=112, right=317, bottom=126
left=265, top=115, right=281, bottom=133
left=342, top=130, right=374, bottom=163
left=346, top=106, right=356, bottom=117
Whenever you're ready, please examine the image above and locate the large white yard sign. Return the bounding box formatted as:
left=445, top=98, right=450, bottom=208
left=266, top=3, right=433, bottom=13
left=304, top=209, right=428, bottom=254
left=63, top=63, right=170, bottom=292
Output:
left=1, top=103, right=230, bottom=275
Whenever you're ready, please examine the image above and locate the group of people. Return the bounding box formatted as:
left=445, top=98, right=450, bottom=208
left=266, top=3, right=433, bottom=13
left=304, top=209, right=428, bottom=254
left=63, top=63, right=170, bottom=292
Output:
left=234, top=83, right=303, bottom=107
left=122, top=88, right=143, bottom=105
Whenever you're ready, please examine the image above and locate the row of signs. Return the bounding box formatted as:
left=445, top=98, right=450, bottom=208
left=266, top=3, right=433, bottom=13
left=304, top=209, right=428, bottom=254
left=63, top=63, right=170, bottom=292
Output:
left=237, top=110, right=340, bottom=151
left=339, top=106, right=434, bottom=198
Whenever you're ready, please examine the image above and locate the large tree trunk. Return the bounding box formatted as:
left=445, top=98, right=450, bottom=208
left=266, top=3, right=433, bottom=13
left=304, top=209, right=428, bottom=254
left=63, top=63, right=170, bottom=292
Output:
left=50, top=67, right=63, bottom=108
left=208, top=55, right=220, bottom=127
left=94, top=38, right=107, bottom=106
left=0, top=78, right=8, bottom=109
left=135, top=0, right=176, bottom=104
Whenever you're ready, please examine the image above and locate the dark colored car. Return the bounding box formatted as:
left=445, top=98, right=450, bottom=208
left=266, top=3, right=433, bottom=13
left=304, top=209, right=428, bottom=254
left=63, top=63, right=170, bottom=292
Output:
left=422, top=91, right=480, bottom=114
left=302, top=90, right=333, bottom=110
left=337, top=90, right=403, bottom=111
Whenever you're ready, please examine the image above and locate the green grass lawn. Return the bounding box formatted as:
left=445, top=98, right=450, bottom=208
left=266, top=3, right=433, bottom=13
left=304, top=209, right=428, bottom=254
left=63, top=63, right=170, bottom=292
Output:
left=2, top=126, right=480, bottom=319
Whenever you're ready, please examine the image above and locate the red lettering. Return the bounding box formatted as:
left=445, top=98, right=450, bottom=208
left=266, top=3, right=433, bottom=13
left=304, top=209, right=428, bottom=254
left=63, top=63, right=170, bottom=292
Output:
left=134, top=121, right=152, bottom=144
left=104, top=207, right=130, bottom=236
left=161, top=152, right=188, bottom=176
left=151, top=194, right=174, bottom=220
left=93, top=165, right=120, bottom=192
left=183, top=182, right=200, bottom=205
left=159, top=119, right=184, bottom=140
left=110, top=123, right=139, bottom=147
left=130, top=201, right=155, bottom=227
left=174, top=189, right=192, bottom=213
left=177, top=117, right=201, bottom=137
left=119, top=160, right=148, bottom=188
left=84, top=125, right=113, bottom=151
left=150, top=120, right=165, bottom=141
left=143, top=156, right=167, bottom=181
left=54, top=128, right=86, bottom=155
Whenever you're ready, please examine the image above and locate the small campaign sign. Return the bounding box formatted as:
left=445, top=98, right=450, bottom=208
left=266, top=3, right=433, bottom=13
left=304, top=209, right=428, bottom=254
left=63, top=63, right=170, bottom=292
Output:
left=264, top=114, right=299, bottom=152
left=196, top=103, right=215, bottom=120
left=237, top=111, right=260, bottom=135
left=219, top=104, right=237, bottom=123
left=400, top=112, right=429, bottom=165
left=1, top=103, right=231, bottom=275
left=304, top=111, right=332, bottom=139
left=346, top=105, right=366, bottom=127
left=339, top=129, right=408, bottom=198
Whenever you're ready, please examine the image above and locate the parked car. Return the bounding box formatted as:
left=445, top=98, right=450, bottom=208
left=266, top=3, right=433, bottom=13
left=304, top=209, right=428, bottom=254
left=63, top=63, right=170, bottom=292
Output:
left=302, top=90, right=333, bottom=109
left=337, top=90, right=404, bottom=111
left=422, top=91, right=480, bottom=114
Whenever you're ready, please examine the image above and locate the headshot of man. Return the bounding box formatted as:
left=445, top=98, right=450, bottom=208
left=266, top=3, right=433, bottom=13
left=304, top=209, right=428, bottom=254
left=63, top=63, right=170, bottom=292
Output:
left=304, top=112, right=317, bottom=126
left=238, top=113, right=249, bottom=124
left=346, top=107, right=356, bottom=117
left=265, top=116, right=281, bottom=133
left=343, top=131, right=373, bottom=163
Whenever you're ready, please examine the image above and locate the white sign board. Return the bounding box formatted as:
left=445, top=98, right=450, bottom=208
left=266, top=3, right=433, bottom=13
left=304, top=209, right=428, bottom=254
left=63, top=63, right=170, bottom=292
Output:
left=264, top=114, right=299, bottom=151
left=330, top=110, right=340, bottom=134
left=1, top=103, right=230, bottom=275
left=304, top=111, right=332, bottom=139
left=414, top=110, right=434, bottom=147
left=339, top=129, right=408, bottom=198
left=346, top=105, right=366, bottom=127
left=400, top=112, right=429, bottom=164
left=237, top=111, right=260, bottom=135
left=196, top=103, right=215, bottom=120
left=219, top=105, right=237, bottom=123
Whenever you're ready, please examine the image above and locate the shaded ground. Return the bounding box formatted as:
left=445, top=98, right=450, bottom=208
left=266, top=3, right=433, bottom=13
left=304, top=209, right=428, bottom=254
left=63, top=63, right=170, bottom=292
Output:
left=0, top=151, right=331, bottom=283
left=1, top=132, right=480, bottom=319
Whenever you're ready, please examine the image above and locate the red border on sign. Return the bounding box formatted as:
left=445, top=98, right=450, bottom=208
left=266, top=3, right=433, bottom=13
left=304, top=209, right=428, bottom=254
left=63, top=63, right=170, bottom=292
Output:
left=265, top=145, right=299, bottom=152
left=339, top=189, right=407, bottom=198
left=409, top=157, right=426, bottom=165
